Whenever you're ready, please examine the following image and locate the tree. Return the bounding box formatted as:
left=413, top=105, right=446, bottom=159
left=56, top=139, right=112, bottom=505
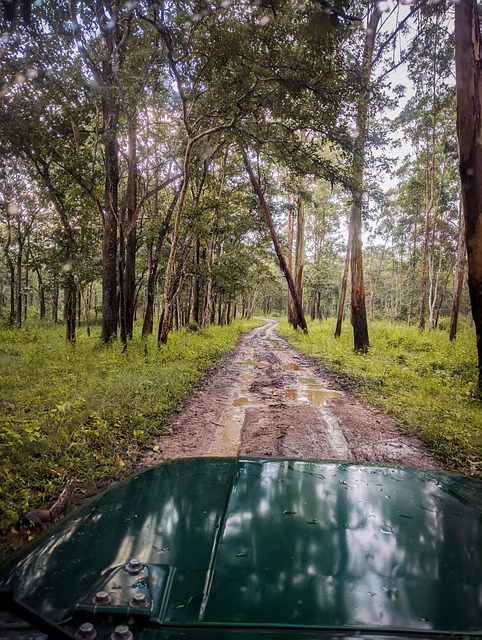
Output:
left=242, top=148, right=308, bottom=332
left=455, top=0, right=482, bottom=392
left=347, top=4, right=382, bottom=352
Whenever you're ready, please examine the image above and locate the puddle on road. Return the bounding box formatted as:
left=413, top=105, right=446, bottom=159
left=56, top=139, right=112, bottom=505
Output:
left=284, top=373, right=342, bottom=407
left=235, top=359, right=269, bottom=367
left=209, top=394, right=259, bottom=456
left=208, top=414, right=242, bottom=456
left=282, top=363, right=301, bottom=371
left=232, top=396, right=251, bottom=407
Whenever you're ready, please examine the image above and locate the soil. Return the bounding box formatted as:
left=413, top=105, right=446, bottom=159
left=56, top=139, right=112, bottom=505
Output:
left=137, top=319, right=443, bottom=471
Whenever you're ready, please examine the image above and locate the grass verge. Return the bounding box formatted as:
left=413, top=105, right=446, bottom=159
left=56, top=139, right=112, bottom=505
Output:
left=277, top=318, right=482, bottom=472
left=0, top=318, right=261, bottom=560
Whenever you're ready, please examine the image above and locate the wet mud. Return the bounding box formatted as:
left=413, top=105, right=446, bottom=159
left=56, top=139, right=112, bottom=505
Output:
left=138, top=320, right=443, bottom=471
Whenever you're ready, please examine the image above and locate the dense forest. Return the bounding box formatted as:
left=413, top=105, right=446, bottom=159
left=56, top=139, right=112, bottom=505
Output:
left=1, top=0, right=482, bottom=382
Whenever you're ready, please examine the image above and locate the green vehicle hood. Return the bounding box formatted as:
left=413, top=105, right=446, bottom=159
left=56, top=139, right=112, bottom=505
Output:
left=1, top=457, right=482, bottom=639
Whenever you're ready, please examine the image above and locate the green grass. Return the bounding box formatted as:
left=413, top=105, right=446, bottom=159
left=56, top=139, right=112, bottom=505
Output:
left=277, top=318, right=482, bottom=472
left=0, top=318, right=261, bottom=559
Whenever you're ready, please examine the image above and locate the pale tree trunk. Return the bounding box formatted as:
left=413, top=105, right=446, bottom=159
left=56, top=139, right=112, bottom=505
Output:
left=418, top=137, right=434, bottom=330
left=450, top=204, right=466, bottom=341
left=428, top=252, right=441, bottom=331
left=350, top=7, right=382, bottom=352
left=334, top=221, right=352, bottom=338
left=455, top=0, right=482, bottom=391
left=397, top=251, right=404, bottom=321
left=407, top=206, right=419, bottom=325
left=242, top=149, right=307, bottom=332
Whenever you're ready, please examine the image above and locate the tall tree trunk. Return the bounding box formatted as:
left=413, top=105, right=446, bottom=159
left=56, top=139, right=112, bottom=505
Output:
left=418, top=192, right=431, bottom=330
left=242, top=148, right=307, bottom=333
left=349, top=7, right=381, bottom=352
left=334, top=216, right=353, bottom=338
left=287, top=197, right=296, bottom=325
left=101, top=80, right=120, bottom=343
left=450, top=205, right=466, bottom=341
left=455, top=0, right=482, bottom=391
left=294, top=192, right=305, bottom=319
left=407, top=206, right=419, bottom=325
left=123, top=112, right=138, bottom=342
left=419, top=52, right=440, bottom=330
left=428, top=252, right=441, bottom=332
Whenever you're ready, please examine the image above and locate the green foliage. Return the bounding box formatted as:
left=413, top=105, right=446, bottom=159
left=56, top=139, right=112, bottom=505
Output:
left=277, top=319, right=482, bottom=471
left=0, top=318, right=260, bottom=558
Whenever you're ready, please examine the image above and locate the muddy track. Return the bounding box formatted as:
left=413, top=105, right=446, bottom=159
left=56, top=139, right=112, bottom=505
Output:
left=138, top=320, right=443, bottom=470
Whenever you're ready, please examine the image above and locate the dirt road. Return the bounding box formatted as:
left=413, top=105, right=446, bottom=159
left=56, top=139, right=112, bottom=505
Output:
left=139, top=320, right=442, bottom=470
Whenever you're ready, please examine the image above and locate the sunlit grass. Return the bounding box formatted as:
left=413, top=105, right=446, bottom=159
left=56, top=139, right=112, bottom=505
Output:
left=0, top=317, right=261, bottom=557
left=277, top=318, right=482, bottom=471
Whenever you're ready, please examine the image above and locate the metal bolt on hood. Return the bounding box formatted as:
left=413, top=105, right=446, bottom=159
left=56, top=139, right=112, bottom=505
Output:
left=110, top=625, right=132, bottom=640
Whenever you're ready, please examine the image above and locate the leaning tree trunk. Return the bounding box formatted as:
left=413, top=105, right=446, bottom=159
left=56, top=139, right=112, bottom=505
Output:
left=349, top=6, right=381, bottom=352
left=455, top=0, right=482, bottom=391
left=450, top=205, right=466, bottom=341
left=242, top=148, right=307, bottom=332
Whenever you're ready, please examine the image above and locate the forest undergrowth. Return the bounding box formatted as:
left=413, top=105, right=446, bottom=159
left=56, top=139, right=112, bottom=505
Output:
left=0, top=317, right=261, bottom=560
left=278, top=318, right=482, bottom=472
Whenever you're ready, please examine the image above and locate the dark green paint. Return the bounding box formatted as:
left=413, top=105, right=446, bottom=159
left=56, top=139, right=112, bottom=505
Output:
left=1, top=458, right=481, bottom=639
